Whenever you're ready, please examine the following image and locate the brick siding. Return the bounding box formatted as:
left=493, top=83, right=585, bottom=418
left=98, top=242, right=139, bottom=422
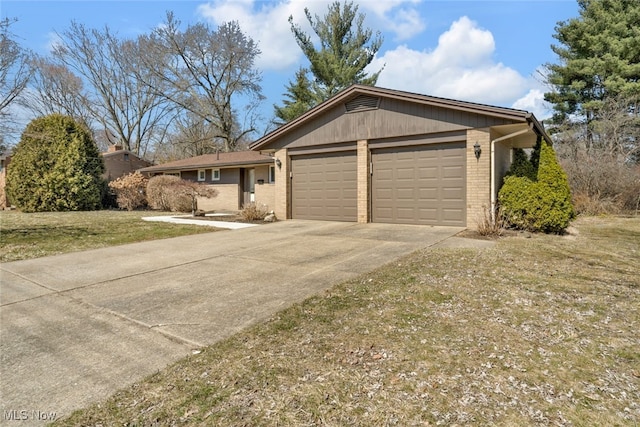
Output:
left=357, top=140, right=370, bottom=223
left=466, top=128, right=492, bottom=228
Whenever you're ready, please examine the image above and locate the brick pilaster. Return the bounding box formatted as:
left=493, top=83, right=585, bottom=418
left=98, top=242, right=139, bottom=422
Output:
left=466, top=129, right=492, bottom=228
left=357, top=140, right=370, bottom=223
left=273, top=149, right=289, bottom=219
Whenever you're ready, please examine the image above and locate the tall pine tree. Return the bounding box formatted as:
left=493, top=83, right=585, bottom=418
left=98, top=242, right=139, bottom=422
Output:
left=273, top=68, right=316, bottom=125
left=274, top=1, right=384, bottom=124
left=544, top=0, right=640, bottom=126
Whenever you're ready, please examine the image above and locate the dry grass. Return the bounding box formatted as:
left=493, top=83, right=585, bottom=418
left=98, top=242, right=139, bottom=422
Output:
left=53, top=216, right=639, bottom=426
left=0, top=210, right=218, bottom=262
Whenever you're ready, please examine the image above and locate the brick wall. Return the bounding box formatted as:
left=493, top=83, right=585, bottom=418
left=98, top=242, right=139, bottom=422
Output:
left=466, top=128, right=491, bottom=228
left=254, top=183, right=275, bottom=212
left=197, top=184, right=240, bottom=212
left=103, top=151, right=152, bottom=182
left=273, top=149, right=289, bottom=219
left=357, top=140, right=370, bottom=223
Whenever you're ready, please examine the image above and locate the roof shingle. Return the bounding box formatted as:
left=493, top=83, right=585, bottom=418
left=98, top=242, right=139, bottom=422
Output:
left=139, top=151, right=273, bottom=173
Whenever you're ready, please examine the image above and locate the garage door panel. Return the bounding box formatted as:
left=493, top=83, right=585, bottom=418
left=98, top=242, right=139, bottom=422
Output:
left=396, top=168, right=415, bottom=180
left=418, top=167, right=438, bottom=179
left=442, top=187, right=464, bottom=200
left=443, top=165, right=464, bottom=178
left=292, top=152, right=357, bottom=221
left=372, top=142, right=466, bottom=226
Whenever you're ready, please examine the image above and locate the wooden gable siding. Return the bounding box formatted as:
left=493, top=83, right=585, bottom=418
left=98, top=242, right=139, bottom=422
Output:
left=268, top=97, right=516, bottom=150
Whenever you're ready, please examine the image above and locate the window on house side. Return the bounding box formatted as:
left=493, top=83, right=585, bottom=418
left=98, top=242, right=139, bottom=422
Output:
left=269, top=165, right=275, bottom=183
left=123, top=153, right=129, bottom=161
left=211, top=169, right=220, bottom=181
left=198, top=169, right=206, bottom=181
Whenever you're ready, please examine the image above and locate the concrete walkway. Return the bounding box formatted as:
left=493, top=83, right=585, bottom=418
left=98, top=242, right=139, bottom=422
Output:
left=141, top=214, right=259, bottom=229
left=0, top=220, right=489, bottom=425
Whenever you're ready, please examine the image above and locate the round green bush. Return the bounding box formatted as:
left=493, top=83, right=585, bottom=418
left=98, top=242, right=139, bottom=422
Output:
left=6, top=114, right=106, bottom=212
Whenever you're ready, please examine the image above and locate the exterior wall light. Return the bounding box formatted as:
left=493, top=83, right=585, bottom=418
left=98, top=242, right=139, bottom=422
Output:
left=474, top=142, right=482, bottom=160
left=275, top=158, right=282, bottom=168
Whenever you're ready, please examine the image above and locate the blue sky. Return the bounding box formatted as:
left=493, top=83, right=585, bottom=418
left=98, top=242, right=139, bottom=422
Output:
left=2, top=0, right=580, bottom=136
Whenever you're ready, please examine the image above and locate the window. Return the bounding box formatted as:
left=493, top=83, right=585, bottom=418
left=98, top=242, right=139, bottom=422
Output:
left=269, top=165, right=276, bottom=183
left=123, top=153, right=129, bottom=161
left=164, top=172, right=180, bottom=177
left=198, top=169, right=206, bottom=181
left=211, top=168, right=220, bottom=181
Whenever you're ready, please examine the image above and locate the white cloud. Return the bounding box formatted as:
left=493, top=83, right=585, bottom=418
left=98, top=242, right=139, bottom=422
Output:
left=370, top=16, right=529, bottom=106
left=359, top=1, right=425, bottom=41
left=197, top=0, right=312, bottom=71
left=383, top=7, right=425, bottom=41
left=511, top=67, right=554, bottom=119
left=196, top=0, right=426, bottom=70
left=512, top=89, right=552, bottom=120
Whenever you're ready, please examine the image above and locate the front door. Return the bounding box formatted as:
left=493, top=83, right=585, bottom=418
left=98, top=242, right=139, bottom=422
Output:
left=244, top=168, right=255, bottom=205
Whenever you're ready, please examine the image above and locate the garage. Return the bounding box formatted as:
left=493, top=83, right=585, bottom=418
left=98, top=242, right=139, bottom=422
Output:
left=250, top=84, right=550, bottom=229
left=291, top=151, right=357, bottom=221
left=372, top=142, right=466, bottom=226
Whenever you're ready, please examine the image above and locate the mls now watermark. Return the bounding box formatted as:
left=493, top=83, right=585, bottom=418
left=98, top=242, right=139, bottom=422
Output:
left=4, top=410, right=57, bottom=422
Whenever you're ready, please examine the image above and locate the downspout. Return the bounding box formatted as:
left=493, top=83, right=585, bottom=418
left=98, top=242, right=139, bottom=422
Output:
left=490, top=123, right=534, bottom=218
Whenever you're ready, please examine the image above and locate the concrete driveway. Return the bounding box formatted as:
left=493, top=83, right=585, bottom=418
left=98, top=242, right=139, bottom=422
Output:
left=0, top=220, right=477, bottom=425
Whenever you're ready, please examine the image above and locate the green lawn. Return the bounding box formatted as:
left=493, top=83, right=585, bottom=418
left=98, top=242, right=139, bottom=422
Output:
left=0, top=210, right=218, bottom=262
left=51, top=216, right=640, bottom=426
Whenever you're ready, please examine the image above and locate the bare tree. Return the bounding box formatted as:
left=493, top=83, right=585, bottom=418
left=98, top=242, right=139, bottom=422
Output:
left=553, top=94, right=640, bottom=214
left=52, top=22, right=177, bottom=158
left=590, top=95, right=640, bottom=162
left=171, top=109, right=221, bottom=157
left=23, top=56, right=93, bottom=128
left=0, top=18, right=34, bottom=149
left=140, top=13, right=263, bottom=152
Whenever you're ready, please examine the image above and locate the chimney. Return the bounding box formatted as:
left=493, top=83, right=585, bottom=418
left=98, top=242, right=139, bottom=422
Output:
left=108, top=144, right=123, bottom=153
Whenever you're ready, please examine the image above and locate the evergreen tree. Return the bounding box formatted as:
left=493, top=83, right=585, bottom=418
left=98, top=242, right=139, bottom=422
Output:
left=7, top=114, right=105, bottom=212
left=275, top=1, right=384, bottom=123
left=274, top=68, right=316, bottom=125
left=544, top=0, right=640, bottom=126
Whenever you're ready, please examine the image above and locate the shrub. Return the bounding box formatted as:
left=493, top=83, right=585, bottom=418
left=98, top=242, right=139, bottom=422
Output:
left=171, top=180, right=217, bottom=215
left=146, top=175, right=216, bottom=213
left=499, top=140, right=574, bottom=234
left=476, top=206, right=505, bottom=237
left=108, top=172, right=148, bottom=211
left=239, top=202, right=268, bottom=221
left=557, top=147, right=640, bottom=215
left=147, top=175, right=189, bottom=211
left=505, top=148, right=536, bottom=181
left=6, top=114, right=106, bottom=212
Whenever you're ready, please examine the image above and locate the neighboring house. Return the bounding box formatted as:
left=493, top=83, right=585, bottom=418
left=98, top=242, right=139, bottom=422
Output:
left=250, top=84, right=551, bottom=228
left=102, top=144, right=153, bottom=182
left=138, top=151, right=276, bottom=212
left=0, top=153, right=11, bottom=209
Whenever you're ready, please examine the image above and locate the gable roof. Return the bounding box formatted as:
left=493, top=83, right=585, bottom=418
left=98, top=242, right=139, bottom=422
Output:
left=102, top=149, right=147, bottom=160
left=139, top=151, right=273, bottom=173
left=250, top=84, right=550, bottom=151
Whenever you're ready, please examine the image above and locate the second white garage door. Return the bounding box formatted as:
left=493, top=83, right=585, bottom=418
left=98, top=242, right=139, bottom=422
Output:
left=291, top=151, right=357, bottom=221
left=372, top=142, right=466, bottom=226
